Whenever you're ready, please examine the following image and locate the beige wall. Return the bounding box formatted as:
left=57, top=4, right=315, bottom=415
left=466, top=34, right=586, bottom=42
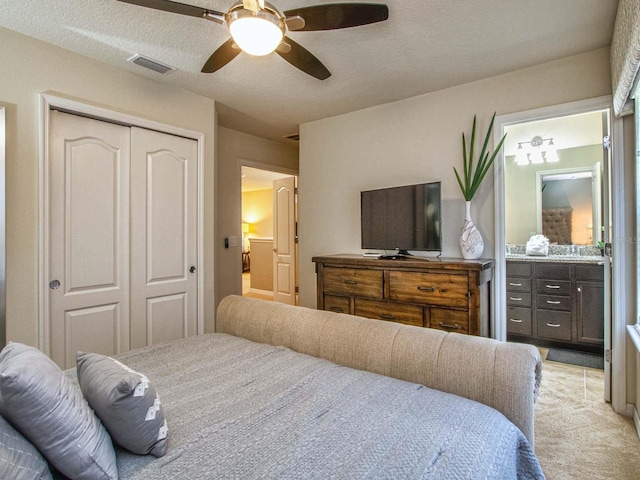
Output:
left=216, top=126, right=298, bottom=310
left=298, top=48, right=613, bottom=309
left=0, top=27, right=217, bottom=345
left=242, top=189, right=274, bottom=239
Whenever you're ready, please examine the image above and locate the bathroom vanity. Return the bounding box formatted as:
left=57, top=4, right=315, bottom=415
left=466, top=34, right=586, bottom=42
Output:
left=506, top=253, right=605, bottom=354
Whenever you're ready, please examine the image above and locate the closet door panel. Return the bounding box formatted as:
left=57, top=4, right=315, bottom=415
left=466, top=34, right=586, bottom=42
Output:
left=130, top=127, right=197, bottom=349
left=49, top=111, right=130, bottom=369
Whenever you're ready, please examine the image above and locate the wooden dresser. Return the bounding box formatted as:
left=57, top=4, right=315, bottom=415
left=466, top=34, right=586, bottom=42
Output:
left=312, top=255, right=494, bottom=336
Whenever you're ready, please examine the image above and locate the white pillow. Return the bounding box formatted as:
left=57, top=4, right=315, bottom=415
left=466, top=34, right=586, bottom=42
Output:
left=0, top=342, right=117, bottom=480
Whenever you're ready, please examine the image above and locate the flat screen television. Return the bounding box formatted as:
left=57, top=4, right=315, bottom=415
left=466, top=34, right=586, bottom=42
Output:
left=361, top=181, right=442, bottom=256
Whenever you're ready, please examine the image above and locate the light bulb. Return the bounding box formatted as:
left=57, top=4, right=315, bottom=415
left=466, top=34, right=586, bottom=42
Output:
left=229, top=9, right=283, bottom=56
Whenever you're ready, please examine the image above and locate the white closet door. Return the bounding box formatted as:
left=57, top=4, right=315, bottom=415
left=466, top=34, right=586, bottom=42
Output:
left=130, top=127, right=198, bottom=349
left=49, top=111, right=130, bottom=369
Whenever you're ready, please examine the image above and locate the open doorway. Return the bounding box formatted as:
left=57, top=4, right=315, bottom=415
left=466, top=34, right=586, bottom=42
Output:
left=494, top=96, right=627, bottom=414
left=241, top=166, right=298, bottom=304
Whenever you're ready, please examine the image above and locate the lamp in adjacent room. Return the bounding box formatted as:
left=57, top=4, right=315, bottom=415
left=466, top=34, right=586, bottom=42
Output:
left=241, top=222, right=251, bottom=252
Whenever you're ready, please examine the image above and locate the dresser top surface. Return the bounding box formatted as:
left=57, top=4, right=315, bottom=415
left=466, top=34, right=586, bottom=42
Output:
left=312, top=254, right=494, bottom=271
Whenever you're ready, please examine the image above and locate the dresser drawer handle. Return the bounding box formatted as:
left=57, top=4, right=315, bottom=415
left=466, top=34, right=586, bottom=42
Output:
left=509, top=296, right=523, bottom=301
left=380, top=314, right=396, bottom=320
left=509, top=282, right=522, bottom=287
left=417, top=286, right=436, bottom=292
left=509, top=318, right=523, bottom=323
left=547, top=323, right=562, bottom=328
left=438, top=322, right=460, bottom=330
left=329, top=307, right=344, bottom=313
left=546, top=300, right=561, bottom=305
left=343, top=280, right=358, bottom=285
left=545, top=285, right=561, bottom=289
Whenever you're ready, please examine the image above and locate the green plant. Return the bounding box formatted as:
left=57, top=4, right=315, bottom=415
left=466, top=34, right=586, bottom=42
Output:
left=453, top=113, right=507, bottom=201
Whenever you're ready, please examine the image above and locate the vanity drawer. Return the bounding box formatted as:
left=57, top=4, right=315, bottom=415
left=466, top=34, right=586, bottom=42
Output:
left=537, top=294, right=572, bottom=311
left=506, top=292, right=531, bottom=307
left=322, top=267, right=383, bottom=298
left=536, top=279, right=571, bottom=296
left=536, top=263, right=570, bottom=280
left=323, top=295, right=350, bottom=314
left=506, top=307, right=532, bottom=335
left=536, top=310, right=572, bottom=341
left=575, top=264, right=604, bottom=281
left=427, top=308, right=469, bottom=334
left=506, top=277, right=532, bottom=292
left=388, top=271, right=468, bottom=308
left=354, top=298, right=423, bottom=327
left=506, top=262, right=532, bottom=277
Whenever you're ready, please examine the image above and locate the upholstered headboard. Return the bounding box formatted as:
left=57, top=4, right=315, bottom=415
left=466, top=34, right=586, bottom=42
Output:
left=542, top=207, right=572, bottom=244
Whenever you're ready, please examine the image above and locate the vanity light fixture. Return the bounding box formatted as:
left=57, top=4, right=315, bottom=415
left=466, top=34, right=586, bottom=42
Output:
left=515, top=136, right=559, bottom=165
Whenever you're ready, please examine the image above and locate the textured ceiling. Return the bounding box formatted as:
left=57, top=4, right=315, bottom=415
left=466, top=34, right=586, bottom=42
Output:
left=0, top=0, right=619, bottom=144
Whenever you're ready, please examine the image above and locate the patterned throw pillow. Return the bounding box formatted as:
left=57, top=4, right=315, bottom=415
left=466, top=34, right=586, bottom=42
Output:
left=0, top=414, right=52, bottom=480
left=0, top=342, right=117, bottom=480
left=76, top=352, right=168, bottom=457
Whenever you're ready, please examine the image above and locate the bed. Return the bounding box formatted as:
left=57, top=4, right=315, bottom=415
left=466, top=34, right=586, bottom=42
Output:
left=0, top=295, right=545, bottom=479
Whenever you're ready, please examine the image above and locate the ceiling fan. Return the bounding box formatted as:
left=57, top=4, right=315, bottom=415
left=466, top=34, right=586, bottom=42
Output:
left=117, top=0, right=389, bottom=80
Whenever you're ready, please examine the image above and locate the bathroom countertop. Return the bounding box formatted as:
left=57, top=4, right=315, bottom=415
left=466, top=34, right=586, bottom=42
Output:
left=505, top=254, right=605, bottom=264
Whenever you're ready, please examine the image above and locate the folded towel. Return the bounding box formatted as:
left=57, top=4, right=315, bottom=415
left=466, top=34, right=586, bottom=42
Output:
left=526, top=235, right=549, bottom=256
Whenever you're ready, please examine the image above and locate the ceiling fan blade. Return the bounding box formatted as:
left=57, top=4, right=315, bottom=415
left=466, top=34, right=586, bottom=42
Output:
left=117, top=0, right=224, bottom=21
left=201, top=39, right=241, bottom=73
left=283, top=3, right=389, bottom=31
left=276, top=36, right=331, bottom=80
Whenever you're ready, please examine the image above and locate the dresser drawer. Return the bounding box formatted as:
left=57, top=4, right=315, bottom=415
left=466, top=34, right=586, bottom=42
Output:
left=506, top=292, right=531, bottom=307
left=537, top=294, right=572, bottom=311
left=322, top=267, right=383, bottom=298
left=388, top=271, right=468, bottom=308
left=506, top=277, right=532, bottom=292
left=536, top=263, right=570, bottom=280
left=536, top=310, right=572, bottom=341
left=354, top=299, right=423, bottom=327
left=506, top=307, right=532, bottom=335
left=427, top=308, right=469, bottom=334
left=323, top=295, right=350, bottom=314
left=536, top=279, right=571, bottom=296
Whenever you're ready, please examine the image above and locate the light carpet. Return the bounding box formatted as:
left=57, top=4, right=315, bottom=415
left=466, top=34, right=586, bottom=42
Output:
left=535, top=357, right=640, bottom=479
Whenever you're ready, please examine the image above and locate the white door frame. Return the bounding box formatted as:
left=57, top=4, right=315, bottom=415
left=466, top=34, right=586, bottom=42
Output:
left=493, top=95, right=627, bottom=414
left=38, top=93, right=205, bottom=354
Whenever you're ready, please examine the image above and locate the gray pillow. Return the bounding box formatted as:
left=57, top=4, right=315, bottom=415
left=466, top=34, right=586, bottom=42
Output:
left=77, top=351, right=168, bottom=457
left=0, top=414, right=52, bottom=480
left=0, top=342, right=117, bottom=480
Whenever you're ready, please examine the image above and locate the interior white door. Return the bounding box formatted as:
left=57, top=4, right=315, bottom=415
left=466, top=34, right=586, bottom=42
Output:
left=130, top=127, right=198, bottom=348
left=49, top=111, right=131, bottom=369
left=272, top=176, right=297, bottom=305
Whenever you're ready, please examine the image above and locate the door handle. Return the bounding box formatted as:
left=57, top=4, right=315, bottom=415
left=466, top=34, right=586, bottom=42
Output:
left=189, top=266, right=196, bottom=274
left=417, top=286, right=436, bottom=292
left=49, top=279, right=61, bottom=290
left=545, top=285, right=560, bottom=289
left=546, top=300, right=561, bottom=305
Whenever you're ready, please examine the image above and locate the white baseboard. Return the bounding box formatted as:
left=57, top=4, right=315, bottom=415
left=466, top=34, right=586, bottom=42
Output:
left=249, top=288, right=273, bottom=297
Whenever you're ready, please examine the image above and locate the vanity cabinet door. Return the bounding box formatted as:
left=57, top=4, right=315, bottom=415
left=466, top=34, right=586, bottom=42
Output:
left=576, top=281, right=604, bottom=345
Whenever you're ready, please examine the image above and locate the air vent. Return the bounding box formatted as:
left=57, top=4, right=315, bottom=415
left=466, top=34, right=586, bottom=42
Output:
left=285, top=133, right=300, bottom=141
left=127, top=54, right=176, bottom=75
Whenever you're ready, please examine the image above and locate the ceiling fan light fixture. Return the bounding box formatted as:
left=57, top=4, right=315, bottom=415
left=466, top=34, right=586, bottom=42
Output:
left=228, top=8, right=284, bottom=56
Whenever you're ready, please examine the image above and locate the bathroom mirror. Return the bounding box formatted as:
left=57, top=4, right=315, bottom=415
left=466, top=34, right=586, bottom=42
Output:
left=535, top=166, right=601, bottom=245
left=504, top=111, right=606, bottom=246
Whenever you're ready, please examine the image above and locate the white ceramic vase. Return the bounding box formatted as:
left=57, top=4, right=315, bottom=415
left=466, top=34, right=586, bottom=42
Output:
left=459, top=200, right=484, bottom=259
